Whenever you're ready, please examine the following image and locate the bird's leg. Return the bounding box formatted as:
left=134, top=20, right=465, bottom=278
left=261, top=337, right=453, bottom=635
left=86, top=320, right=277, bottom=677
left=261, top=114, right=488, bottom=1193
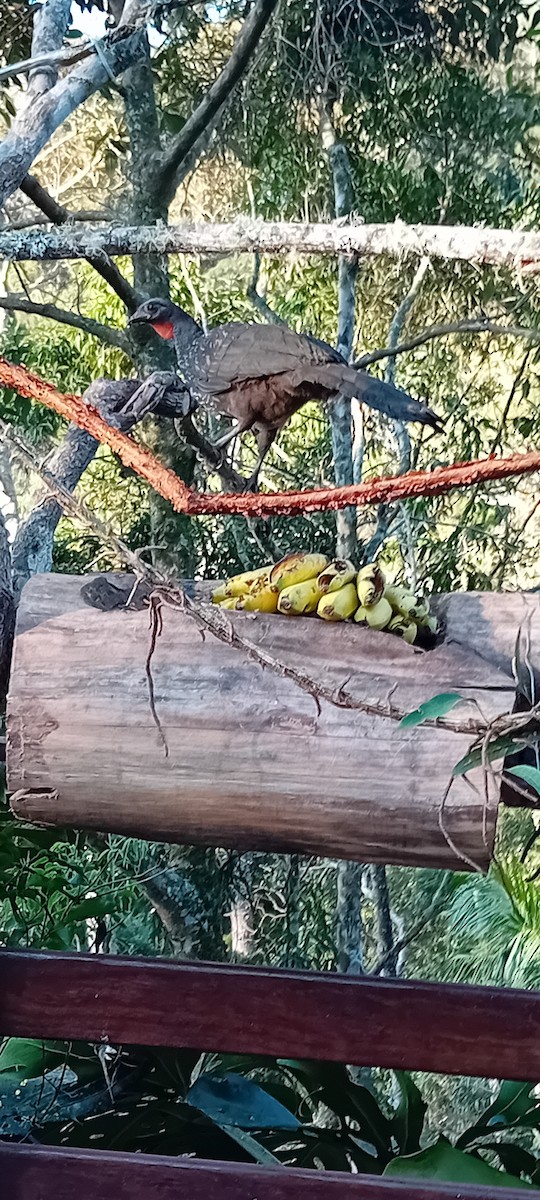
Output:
left=243, top=425, right=277, bottom=493
left=211, top=416, right=255, bottom=452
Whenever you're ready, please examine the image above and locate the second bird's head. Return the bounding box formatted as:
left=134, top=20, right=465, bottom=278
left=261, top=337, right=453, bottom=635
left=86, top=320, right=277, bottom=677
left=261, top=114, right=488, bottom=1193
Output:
left=128, top=297, right=180, bottom=341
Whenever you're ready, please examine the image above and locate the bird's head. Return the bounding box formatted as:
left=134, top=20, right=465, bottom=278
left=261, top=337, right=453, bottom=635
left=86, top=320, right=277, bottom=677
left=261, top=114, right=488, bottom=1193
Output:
left=128, top=298, right=179, bottom=341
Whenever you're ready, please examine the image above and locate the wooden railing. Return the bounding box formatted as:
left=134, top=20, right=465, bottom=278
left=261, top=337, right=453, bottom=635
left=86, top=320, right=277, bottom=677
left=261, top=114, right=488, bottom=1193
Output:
left=2, top=947, right=540, bottom=1197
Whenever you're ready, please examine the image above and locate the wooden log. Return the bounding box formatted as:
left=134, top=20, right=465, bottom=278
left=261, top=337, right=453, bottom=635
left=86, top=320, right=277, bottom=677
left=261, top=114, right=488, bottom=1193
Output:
left=2, top=1144, right=538, bottom=1200
left=6, top=573, right=523, bottom=870
left=4, top=948, right=540, bottom=1080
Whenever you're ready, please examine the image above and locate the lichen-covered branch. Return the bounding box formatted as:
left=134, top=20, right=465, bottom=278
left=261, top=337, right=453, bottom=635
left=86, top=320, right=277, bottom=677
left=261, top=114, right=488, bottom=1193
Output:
left=3, top=219, right=540, bottom=272
left=19, top=176, right=139, bottom=313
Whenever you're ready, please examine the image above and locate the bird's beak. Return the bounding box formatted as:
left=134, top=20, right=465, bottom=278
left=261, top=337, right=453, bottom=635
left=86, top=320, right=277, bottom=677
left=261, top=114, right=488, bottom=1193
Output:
left=127, top=311, right=147, bottom=327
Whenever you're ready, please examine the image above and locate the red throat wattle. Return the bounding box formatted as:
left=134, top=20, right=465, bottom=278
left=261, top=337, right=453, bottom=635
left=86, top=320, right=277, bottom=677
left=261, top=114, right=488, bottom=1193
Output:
left=151, top=320, right=175, bottom=340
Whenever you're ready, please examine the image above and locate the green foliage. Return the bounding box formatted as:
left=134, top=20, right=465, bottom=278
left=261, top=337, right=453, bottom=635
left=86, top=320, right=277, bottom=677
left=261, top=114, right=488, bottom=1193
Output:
left=400, top=693, right=463, bottom=728
left=2, top=1036, right=540, bottom=1186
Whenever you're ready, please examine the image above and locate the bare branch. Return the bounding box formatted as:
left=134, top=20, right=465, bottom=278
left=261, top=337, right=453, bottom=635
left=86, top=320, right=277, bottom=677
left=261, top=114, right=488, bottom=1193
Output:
left=5, top=354, right=540, bottom=520
left=246, top=252, right=286, bottom=324
left=157, top=0, right=280, bottom=205
left=5, top=210, right=114, bottom=231
left=19, top=176, right=139, bottom=312
left=0, top=26, right=147, bottom=209
left=355, top=317, right=540, bottom=368
left=3, top=220, right=540, bottom=272
left=0, top=295, right=129, bottom=350
left=0, top=40, right=93, bottom=85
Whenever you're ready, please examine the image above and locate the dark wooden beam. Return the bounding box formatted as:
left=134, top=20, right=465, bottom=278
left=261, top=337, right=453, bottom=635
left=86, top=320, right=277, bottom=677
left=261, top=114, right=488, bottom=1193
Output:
left=2, top=949, right=540, bottom=1081
left=1, top=1143, right=538, bottom=1200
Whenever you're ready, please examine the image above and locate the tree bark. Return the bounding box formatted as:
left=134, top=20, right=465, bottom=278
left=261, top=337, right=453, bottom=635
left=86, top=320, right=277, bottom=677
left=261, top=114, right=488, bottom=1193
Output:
left=0, top=28, right=147, bottom=208
left=3, top=219, right=540, bottom=271
left=335, top=862, right=365, bottom=974
left=11, top=424, right=99, bottom=600
left=320, top=104, right=358, bottom=561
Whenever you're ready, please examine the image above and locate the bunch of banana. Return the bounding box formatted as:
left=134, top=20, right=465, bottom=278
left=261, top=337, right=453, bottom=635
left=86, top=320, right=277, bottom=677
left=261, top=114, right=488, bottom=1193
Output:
left=355, top=572, right=437, bottom=643
left=211, top=552, right=438, bottom=644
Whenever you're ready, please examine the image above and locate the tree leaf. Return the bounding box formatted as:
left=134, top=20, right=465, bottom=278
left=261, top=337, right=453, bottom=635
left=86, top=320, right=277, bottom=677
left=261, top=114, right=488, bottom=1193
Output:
left=400, top=693, right=462, bottom=728
left=186, top=1072, right=301, bottom=1130
left=452, top=735, right=526, bottom=777
left=391, top=1070, right=427, bottom=1154
left=384, top=1136, right=533, bottom=1188
left=68, top=897, right=112, bottom=922
left=507, top=765, right=540, bottom=795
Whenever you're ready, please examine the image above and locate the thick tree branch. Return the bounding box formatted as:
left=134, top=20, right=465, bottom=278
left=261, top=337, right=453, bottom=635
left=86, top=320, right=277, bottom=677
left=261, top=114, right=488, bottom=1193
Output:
left=3, top=355, right=540, bottom=519
left=26, top=0, right=72, bottom=97
left=19, top=175, right=139, bottom=312
left=0, top=26, right=147, bottom=209
left=3, top=220, right=540, bottom=271
left=0, top=295, right=130, bottom=350
left=157, top=0, right=280, bottom=205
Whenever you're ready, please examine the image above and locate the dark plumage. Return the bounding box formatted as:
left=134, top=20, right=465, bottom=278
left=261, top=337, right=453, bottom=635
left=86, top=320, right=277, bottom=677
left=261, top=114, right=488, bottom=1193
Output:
left=127, top=298, right=442, bottom=490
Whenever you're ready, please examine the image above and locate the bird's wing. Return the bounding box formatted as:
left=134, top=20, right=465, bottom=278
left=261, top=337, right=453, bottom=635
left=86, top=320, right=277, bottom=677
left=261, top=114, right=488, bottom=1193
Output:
left=192, top=322, right=342, bottom=394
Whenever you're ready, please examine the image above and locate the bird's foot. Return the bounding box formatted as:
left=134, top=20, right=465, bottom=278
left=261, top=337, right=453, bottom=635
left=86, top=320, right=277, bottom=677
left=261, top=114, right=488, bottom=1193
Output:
left=242, top=473, right=260, bottom=494
left=119, top=371, right=196, bottom=422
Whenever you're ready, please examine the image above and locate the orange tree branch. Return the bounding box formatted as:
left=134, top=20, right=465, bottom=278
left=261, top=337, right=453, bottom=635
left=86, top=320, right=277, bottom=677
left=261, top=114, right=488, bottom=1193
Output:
left=2, top=354, right=540, bottom=519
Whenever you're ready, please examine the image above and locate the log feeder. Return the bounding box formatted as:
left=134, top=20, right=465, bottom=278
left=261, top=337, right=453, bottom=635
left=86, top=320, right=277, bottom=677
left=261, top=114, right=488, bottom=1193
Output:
left=6, top=574, right=538, bottom=871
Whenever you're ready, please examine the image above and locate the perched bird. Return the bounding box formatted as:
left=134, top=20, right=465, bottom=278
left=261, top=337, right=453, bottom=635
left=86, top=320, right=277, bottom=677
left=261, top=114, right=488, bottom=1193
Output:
left=126, top=298, right=442, bottom=491
left=84, top=373, right=194, bottom=431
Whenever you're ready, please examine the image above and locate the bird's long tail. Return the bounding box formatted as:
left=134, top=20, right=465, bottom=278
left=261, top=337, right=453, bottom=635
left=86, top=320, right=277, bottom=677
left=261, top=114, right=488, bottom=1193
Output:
left=313, top=364, right=442, bottom=429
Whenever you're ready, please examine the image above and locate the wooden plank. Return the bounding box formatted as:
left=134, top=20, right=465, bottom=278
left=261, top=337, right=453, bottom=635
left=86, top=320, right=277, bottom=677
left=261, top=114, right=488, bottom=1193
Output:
left=7, top=574, right=519, bottom=870
left=3, top=949, right=540, bottom=1080
left=1, top=1143, right=538, bottom=1200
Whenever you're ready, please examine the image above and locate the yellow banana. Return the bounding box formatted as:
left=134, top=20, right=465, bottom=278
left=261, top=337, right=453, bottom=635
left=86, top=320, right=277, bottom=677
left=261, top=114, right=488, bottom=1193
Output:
left=212, top=583, right=229, bottom=604
left=356, top=563, right=386, bottom=607
left=278, top=578, right=323, bottom=615
left=365, top=596, right=393, bottom=630
left=271, top=552, right=329, bottom=591
left=317, top=559, right=356, bottom=594
left=354, top=605, right=368, bottom=624
left=218, top=597, right=238, bottom=609
left=317, top=583, right=359, bottom=622
left=384, top=585, right=421, bottom=620
left=220, top=564, right=273, bottom=599
left=388, top=615, right=417, bottom=644
left=240, top=584, right=279, bottom=613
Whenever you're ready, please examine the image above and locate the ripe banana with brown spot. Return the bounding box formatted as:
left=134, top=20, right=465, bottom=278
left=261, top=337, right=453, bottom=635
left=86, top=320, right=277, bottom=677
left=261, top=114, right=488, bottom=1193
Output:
left=213, top=564, right=273, bottom=601
left=356, top=563, right=386, bottom=608
left=270, top=552, right=329, bottom=591
left=317, top=583, right=359, bottom=622
left=317, top=559, right=356, bottom=594
left=238, top=582, right=279, bottom=613
left=278, top=578, right=324, bottom=615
